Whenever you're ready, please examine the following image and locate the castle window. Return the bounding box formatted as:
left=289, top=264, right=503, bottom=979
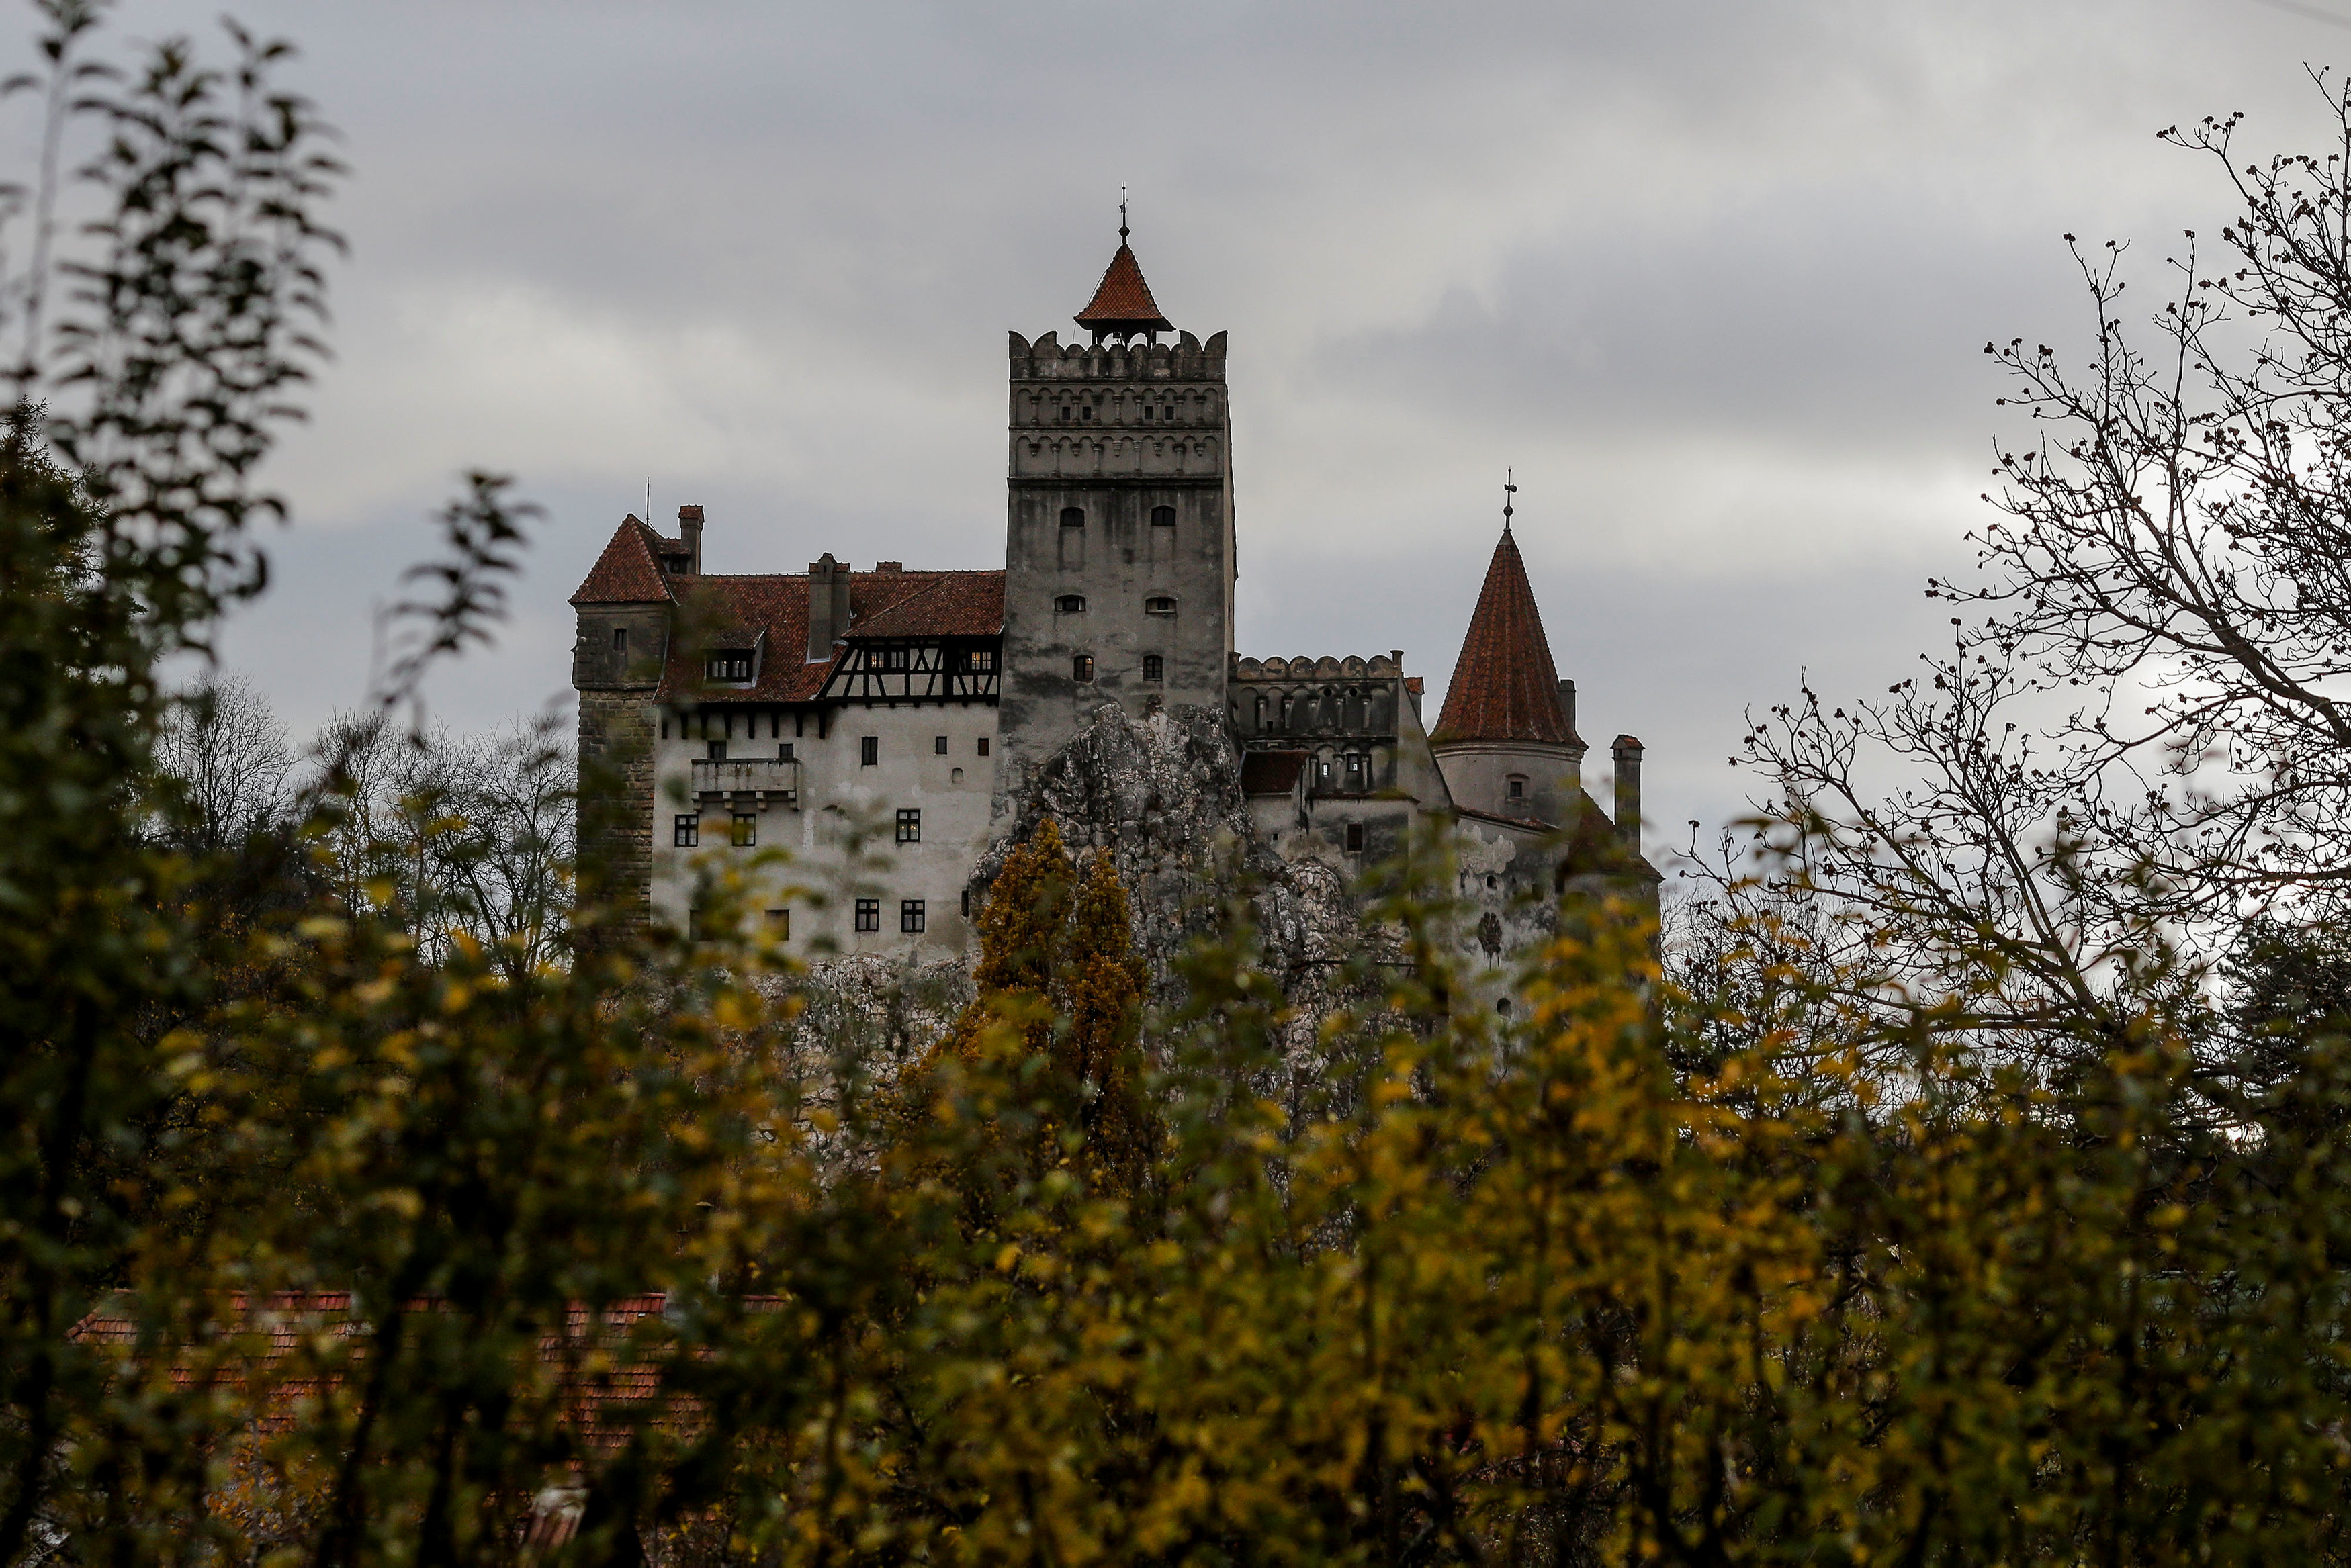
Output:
left=674, top=815, right=699, bottom=847
left=878, top=646, right=911, bottom=672
left=707, top=741, right=726, bottom=761
left=934, top=735, right=948, bottom=755
left=612, top=626, right=627, bottom=653
left=964, top=647, right=996, bottom=672
left=977, top=737, right=991, bottom=756
left=1143, top=406, right=1153, bottom=420
left=896, top=808, right=922, bottom=844
left=860, top=736, right=879, bottom=766
left=1253, top=695, right=1266, bottom=727
left=961, top=888, right=971, bottom=916
left=1145, top=596, right=1177, bottom=616
left=1143, top=655, right=1163, bottom=684
left=1060, top=506, right=1085, bottom=528
left=1056, top=594, right=1088, bottom=613
left=766, top=909, right=789, bottom=939
left=778, top=743, right=794, bottom=761
left=1346, top=823, right=1366, bottom=853
left=952, top=766, right=964, bottom=784
left=1057, top=405, right=1069, bottom=422
left=1151, top=505, right=1176, bottom=527
left=854, top=898, right=881, bottom=933
left=1073, top=654, right=1094, bottom=684
left=731, top=813, right=758, bottom=848
left=1507, top=776, right=1527, bottom=801
left=1279, top=695, right=1292, bottom=727
left=901, top=899, right=926, bottom=934
left=707, top=649, right=754, bottom=681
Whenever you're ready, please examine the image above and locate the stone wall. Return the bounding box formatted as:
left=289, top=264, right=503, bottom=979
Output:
left=576, top=690, right=658, bottom=928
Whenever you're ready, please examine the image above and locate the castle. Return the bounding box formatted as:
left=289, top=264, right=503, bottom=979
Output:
left=570, top=228, right=1657, bottom=966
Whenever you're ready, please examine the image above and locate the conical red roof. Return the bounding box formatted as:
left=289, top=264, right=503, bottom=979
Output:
left=1075, top=241, right=1172, bottom=334
left=1433, top=528, right=1577, bottom=747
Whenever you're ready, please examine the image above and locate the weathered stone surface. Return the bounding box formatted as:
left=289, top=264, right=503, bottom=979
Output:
left=975, top=700, right=1374, bottom=1005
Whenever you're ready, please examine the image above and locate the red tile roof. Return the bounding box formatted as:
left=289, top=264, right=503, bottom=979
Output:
left=1075, top=242, right=1173, bottom=333
left=571, top=516, right=680, bottom=606
left=1433, top=528, right=1576, bottom=747
left=1241, top=750, right=1308, bottom=795
left=656, top=569, right=1004, bottom=704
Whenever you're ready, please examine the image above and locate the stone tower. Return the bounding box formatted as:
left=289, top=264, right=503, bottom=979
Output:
left=1429, top=520, right=1589, bottom=827
left=995, top=227, right=1235, bottom=811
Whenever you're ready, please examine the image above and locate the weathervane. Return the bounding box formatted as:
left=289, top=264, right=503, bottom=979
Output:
left=1120, top=187, right=1129, bottom=243
left=1503, top=469, right=1517, bottom=531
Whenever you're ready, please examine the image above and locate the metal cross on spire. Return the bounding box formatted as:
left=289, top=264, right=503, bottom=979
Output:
left=1120, top=187, right=1129, bottom=242
left=1503, top=469, right=1517, bottom=531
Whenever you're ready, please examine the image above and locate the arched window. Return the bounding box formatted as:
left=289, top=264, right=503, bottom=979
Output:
left=1059, top=506, right=1085, bottom=528
left=1145, top=595, right=1177, bottom=616
left=1151, top=504, right=1176, bottom=527
left=1055, top=594, right=1087, bottom=613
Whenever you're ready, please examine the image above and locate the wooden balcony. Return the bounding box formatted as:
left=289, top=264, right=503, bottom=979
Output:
left=691, top=757, right=800, bottom=808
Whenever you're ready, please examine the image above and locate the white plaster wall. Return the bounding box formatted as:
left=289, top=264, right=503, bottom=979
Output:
left=650, top=703, right=1000, bottom=960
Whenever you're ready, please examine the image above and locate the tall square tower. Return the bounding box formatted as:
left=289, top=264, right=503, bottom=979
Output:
left=995, top=231, right=1235, bottom=807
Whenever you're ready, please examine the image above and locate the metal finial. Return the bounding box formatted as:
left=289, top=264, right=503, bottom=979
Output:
left=1503, top=469, right=1517, bottom=531
left=1120, top=187, right=1129, bottom=243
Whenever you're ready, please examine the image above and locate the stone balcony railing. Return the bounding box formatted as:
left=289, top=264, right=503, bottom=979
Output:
left=691, top=757, right=800, bottom=808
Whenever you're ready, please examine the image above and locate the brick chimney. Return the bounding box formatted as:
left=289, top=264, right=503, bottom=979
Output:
left=677, top=504, right=703, bottom=574
left=807, top=553, right=850, bottom=661
left=1612, top=735, right=1643, bottom=840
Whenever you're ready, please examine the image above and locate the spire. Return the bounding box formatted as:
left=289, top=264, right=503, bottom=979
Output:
left=1075, top=200, right=1173, bottom=344
left=1433, top=524, right=1576, bottom=747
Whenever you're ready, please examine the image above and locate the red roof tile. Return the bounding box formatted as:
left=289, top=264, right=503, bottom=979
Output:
left=656, top=569, right=1004, bottom=704
left=1433, top=528, right=1575, bottom=747
left=1241, top=750, right=1308, bottom=795
left=571, top=516, right=680, bottom=605
left=1075, top=242, right=1173, bottom=333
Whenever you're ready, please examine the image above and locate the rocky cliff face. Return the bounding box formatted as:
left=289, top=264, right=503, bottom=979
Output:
left=975, top=702, right=1373, bottom=1006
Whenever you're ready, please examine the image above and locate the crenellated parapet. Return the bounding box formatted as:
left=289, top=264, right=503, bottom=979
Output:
left=1009, top=328, right=1227, bottom=383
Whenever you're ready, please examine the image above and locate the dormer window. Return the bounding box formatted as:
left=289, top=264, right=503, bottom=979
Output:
left=662, top=553, right=691, bottom=574
left=707, top=649, right=755, bottom=682
left=1145, top=596, right=1177, bottom=616
left=1055, top=594, right=1087, bottom=614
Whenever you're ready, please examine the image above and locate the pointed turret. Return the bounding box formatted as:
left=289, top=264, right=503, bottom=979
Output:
left=1075, top=220, right=1173, bottom=344
left=1433, top=528, right=1575, bottom=747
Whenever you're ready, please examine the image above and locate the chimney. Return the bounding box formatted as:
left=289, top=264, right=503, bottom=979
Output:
left=677, top=504, right=703, bottom=574
left=874, top=561, right=903, bottom=573
left=1557, top=678, right=1579, bottom=742
left=807, top=553, right=850, bottom=661
left=1612, top=735, right=1643, bottom=841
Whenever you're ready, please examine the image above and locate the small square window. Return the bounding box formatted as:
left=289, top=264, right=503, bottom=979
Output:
left=1345, top=823, right=1366, bottom=853
left=896, top=808, right=922, bottom=845
left=707, top=740, right=727, bottom=761
left=900, top=899, right=926, bottom=934
left=1143, top=654, right=1164, bottom=684
left=766, top=908, right=789, bottom=939
left=1073, top=655, right=1094, bottom=684
left=1506, top=776, right=1526, bottom=800
left=731, top=813, right=757, bottom=847
left=977, top=737, right=991, bottom=757
left=854, top=898, right=881, bottom=933
left=673, top=814, right=699, bottom=847
left=860, top=736, right=879, bottom=766
left=934, top=735, right=948, bottom=755
left=778, top=743, right=794, bottom=761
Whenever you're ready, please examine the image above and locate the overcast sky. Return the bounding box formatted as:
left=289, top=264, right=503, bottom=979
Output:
left=40, top=0, right=2351, bottom=859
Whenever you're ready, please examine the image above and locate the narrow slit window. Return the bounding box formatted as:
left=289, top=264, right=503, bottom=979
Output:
left=612, top=626, right=628, bottom=653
